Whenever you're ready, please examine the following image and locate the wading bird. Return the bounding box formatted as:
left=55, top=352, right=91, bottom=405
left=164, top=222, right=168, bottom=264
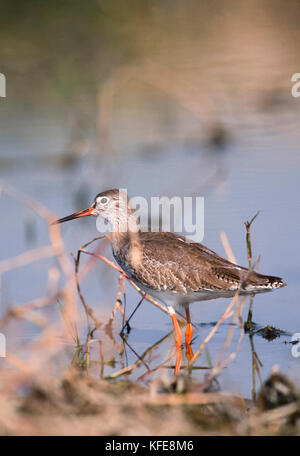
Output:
left=54, top=189, right=286, bottom=374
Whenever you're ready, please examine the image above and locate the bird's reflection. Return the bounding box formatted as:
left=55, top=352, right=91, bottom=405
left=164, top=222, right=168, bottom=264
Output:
left=71, top=288, right=291, bottom=402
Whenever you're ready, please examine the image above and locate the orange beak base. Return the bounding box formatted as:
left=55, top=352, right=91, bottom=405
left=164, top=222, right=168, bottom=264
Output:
left=52, top=207, right=94, bottom=225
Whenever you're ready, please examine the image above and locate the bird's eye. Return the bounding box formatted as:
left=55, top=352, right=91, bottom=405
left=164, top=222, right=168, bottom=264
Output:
left=99, top=197, right=109, bottom=204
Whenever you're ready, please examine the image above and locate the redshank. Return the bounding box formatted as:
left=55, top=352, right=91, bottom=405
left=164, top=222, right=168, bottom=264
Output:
left=54, top=189, right=286, bottom=373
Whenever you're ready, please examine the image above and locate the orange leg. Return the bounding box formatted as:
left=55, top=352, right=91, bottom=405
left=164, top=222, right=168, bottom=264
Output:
left=185, top=306, right=194, bottom=362
left=171, top=313, right=183, bottom=347
left=174, top=346, right=183, bottom=376
left=185, top=307, right=193, bottom=345
left=170, top=310, right=183, bottom=375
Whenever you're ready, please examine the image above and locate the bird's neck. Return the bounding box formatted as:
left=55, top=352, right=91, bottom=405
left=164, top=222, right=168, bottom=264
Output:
left=109, top=212, right=142, bottom=270
left=109, top=211, right=139, bottom=247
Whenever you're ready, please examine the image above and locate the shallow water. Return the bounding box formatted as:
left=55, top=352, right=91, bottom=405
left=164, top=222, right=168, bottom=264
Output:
left=0, top=0, right=300, bottom=400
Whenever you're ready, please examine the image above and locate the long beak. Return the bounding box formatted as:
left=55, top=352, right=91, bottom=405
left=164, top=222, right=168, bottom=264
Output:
left=52, top=206, right=94, bottom=225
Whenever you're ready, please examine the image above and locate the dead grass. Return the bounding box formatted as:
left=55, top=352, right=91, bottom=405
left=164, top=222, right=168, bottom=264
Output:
left=0, top=367, right=299, bottom=436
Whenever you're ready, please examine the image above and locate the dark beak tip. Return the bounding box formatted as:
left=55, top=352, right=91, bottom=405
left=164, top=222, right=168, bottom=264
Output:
left=50, top=218, right=64, bottom=226
left=50, top=207, right=94, bottom=226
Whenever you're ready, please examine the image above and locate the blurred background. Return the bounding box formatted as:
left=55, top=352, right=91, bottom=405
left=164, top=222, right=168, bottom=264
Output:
left=0, top=0, right=300, bottom=399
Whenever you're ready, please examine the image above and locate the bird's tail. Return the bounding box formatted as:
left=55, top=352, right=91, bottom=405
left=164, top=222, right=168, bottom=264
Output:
left=245, top=271, right=287, bottom=290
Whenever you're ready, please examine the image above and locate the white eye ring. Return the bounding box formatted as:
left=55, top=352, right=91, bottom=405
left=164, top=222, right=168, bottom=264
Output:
left=99, top=196, right=109, bottom=204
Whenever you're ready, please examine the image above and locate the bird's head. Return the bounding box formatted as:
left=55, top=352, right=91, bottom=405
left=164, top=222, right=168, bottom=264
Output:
left=53, top=189, right=136, bottom=233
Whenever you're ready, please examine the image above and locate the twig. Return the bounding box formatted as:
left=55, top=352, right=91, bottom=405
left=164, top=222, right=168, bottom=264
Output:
left=244, top=211, right=260, bottom=269
left=0, top=246, right=55, bottom=274
left=136, top=354, right=174, bottom=382
left=105, top=274, right=130, bottom=336
left=249, top=334, right=263, bottom=401
left=214, top=296, right=246, bottom=367
left=220, top=232, right=237, bottom=264
left=71, top=237, right=107, bottom=329
left=2, top=182, right=79, bottom=341
left=188, top=292, right=240, bottom=367
left=105, top=331, right=174, bottom=379
left=121, top=293, right=146, bottom=334
left=203, top=301, right=245, bottom=388
left=244, top=211, right=260, bottom=326
left=79, top=248, right=178, bottom=319
left=148, top=392, right=247, bottom=408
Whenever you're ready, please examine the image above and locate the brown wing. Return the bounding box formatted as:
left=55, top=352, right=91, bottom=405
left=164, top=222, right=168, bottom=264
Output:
left=125, top=232, right=246, bottom=293
left=116, top=231, right=284, bottom=293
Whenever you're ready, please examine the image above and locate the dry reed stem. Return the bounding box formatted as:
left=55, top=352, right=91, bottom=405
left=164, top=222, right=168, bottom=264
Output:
left=79, top=248, right=172, bottom=318
left=220, top=231, right=237, bottom=264
left=0, top=238, right=105, bottom=333
left=105, top=274, right=130, bottom=331
left=3, top=324, right=68, bottom=384
left=136, top=354, right=177, bottom=382
left=213, top=297, right=246, bottom=367
left=204, top=312, right=245, bottom=388
left=71, top=245, right=104, bottom=329
left=105, top=331, right=174, bottom=379
left=254, top=402, right=299, bottom=425
left=245, top=211, right=260, bottom=269
left=189, top=292, right=240, bottom=367
left=148, top=392, right=247, bottom=409
left=5, top=352, right=33, bottom=374
left=209, top=221, right=264, bottom=388
left=249, top=335, right=263, bottom=401
left=1, top=183, right=79, bottom=341
left=0, top=246, right=55, bottom=274
left=75, top=235, right=131, bottom=330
